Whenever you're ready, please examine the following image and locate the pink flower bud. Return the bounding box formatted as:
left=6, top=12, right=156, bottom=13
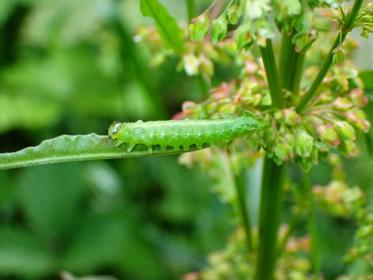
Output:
left=335, top=121, right=356, bottom=141
left=350, top=88, right=368, bottom=107
left=317, top=124, right=340, bottom=146
left=333, top=97, right=353, bottom=110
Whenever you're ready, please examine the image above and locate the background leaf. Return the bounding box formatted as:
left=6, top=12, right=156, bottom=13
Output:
left=140, top=0, right=185, bottom=53
left=0, top=227, right=57, bottom=276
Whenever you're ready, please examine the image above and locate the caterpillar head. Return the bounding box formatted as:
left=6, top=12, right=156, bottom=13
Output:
left=108, top=122, right=122, bottom=140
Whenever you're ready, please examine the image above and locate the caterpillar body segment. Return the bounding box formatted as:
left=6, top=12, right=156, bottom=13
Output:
left=108, top=115, right=262, bottom=152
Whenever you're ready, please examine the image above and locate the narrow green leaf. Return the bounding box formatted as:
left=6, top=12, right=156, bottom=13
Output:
left=140, top=0, right=185, bottom=53
left=0, top=134, right=191, bottom=170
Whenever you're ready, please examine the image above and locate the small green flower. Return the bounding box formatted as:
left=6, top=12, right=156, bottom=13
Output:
left=335, top=121, right=356, bottom=141
left=245, top=0, right=271, bottom=19
left=343, top=140, right=359, bottom=157
left=345, top=110, right=370, bottom=132
left=317, top=124, right=340, bottom=146
left=295, top=129, right=314, bottom=157
left=274, top=137, right=294, bottom=163
left=332, top=46, right=347, bottom=64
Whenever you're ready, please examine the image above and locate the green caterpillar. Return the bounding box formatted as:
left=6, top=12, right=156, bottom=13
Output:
left=108, top=112, right=262, bottom=152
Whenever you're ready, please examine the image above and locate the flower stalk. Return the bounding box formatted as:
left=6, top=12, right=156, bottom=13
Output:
left=255, top=22, right=306, bottom=280
left=259, top=39, right=284, bottom=109
left=296, top=0, right=364, bottom=113
left=234, top=168, right=253, bottom=251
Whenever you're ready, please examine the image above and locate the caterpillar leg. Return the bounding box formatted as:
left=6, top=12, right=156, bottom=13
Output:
left=126, top=143, right=136, bottom=152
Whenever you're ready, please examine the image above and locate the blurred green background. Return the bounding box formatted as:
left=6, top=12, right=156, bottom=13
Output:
left=0, top=0, right=372, bottom=279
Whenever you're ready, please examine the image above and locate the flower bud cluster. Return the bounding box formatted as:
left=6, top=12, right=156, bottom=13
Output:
left=136, top=1, right=370, bottom=172
left=196, top=226, right=314, bottom=280
left=313, top=180, right=364, bottom=217
left=354, top=2, right=373, bottom=38
left=345, top=209, right=373, bottom=267
left=179, top=146, right=259, bottom=203
left=177, top=55, right=370, bottom=169
left=134, top=25, right=237, bottom=80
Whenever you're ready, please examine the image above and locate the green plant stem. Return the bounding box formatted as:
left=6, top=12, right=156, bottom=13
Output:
left=255, top=28, right=303, bottom=280
left=279, top=29, right=296, bottom=90
left=234, top=168, right=252, bottom=251
left=296, top=0, right=363, bottom=113
left=255, top=44, right=285, bottom=280
left=292, top=53, right=305, bottom=96
left=255, top=158, right=286, bottom=280
left=198, top=74, right=211, bottom=99
left=186, top=0, right=197, bottom=21
left=259, top=39, right=283, bottom=109
left=279, top=28, right=305, bottom=94
left=276, top=218, right=296, bottom=258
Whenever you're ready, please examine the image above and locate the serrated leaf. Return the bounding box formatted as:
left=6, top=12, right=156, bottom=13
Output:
left=0, top=134, right=195, bottom=170
left=140, top=0, right=185, bottom=53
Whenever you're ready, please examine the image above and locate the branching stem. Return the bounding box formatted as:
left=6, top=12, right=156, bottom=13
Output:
left=296, top=0, right=363, bottom=113
left=259, top=40, right=284, bottom=109
left=233, top=168, right=253, bottom=251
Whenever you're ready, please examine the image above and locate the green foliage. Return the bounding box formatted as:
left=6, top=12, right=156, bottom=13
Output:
left=1, top=0, right=373, bottom=280
left=140, top=0, right=185, bottom=53
left=0, top=134, right=195, bottom=170
left=0, top=227, right=56, bottom=276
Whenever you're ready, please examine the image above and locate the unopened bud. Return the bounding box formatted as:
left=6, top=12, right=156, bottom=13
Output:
left=283, top=108, right=300, bottom=125
left=211, top=16, right=228, bottom=43
left=317, top=124, right=340, bottom=146
left=235, top=29, right=253, bottom=50
left=199, top=55, right=214, bottom=78
left=332, top=46, right=347, bottom=64
left=183, top=54, right=200, bottom=76
left=274, top=138, right=294, bottom=162
left=295, top=130, right=314, bottom=157
left=335, top=121, right=356, bottom=141
left=189, top=14, right=210, bottom=41
left=350, top=88, right=368, bottom=107
left=344, top=140, right=359, bottom=157
left=345, top=110, right=371, bottom=132
left=182, top=101, right=196, bottom=112
left=227, top=0, right=241, bottom=25
left=333, top=97, right=353, bottom=110
left=219, top=103, right=236, bottom=115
